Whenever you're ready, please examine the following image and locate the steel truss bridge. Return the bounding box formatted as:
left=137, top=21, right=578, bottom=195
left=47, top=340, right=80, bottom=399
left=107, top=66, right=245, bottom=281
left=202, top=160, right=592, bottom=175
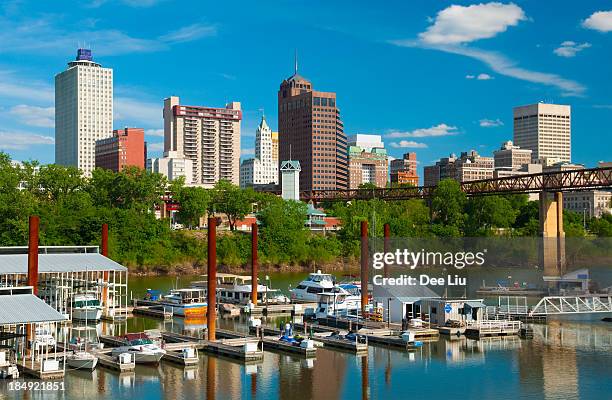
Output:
left=300, top=166, right=612, bottom=202
left=490, top=295, right=612, bottom=317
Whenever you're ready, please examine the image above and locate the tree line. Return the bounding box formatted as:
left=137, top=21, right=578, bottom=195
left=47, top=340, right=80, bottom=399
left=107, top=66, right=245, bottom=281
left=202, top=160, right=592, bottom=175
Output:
left=1, top=153, right=609, bottom=272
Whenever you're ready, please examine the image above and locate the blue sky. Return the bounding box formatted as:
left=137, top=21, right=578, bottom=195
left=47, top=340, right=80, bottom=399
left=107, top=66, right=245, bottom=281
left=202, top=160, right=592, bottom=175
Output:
left=0, top=0, right=610, bottom=175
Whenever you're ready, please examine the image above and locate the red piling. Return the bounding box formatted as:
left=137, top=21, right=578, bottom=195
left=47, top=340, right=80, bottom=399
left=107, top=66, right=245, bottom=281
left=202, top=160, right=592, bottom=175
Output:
left=251, top=223, right=258, bottom=305
left=207, top=217, right=217, bottom=341
left=27, top=216, right=39, bottom=295
left=360, top=221, right=368, bottom=314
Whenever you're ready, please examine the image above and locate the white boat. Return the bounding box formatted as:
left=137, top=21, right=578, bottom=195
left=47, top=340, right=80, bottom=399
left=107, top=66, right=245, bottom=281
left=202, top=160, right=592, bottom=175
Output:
left=32, top=327, right=56, bottom=348
left=66, top=351, right=98, bottom=370
left=111, top=333, right=166, bottom=364
left=192, top=273, right=282, bottom=305
left=314, top=288, right=362, bottom=319
left=71, top=294, right=103, bottom=321
left=290, top=270, right=336, bottom=302
left=158, top=288, right=207, bottom=317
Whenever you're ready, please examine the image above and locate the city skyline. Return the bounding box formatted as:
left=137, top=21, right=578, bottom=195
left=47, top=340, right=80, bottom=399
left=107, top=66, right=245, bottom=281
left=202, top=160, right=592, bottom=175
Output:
left=0, top=1, right=610, bottom=175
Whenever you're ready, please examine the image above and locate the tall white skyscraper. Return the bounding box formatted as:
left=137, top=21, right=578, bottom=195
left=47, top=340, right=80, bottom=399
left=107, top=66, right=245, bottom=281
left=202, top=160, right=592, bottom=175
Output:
left=513, top=103, right=571, bottom=163
left=240, top=115, right=279, bottom=188
left=55, top=49, right=113, bottom=177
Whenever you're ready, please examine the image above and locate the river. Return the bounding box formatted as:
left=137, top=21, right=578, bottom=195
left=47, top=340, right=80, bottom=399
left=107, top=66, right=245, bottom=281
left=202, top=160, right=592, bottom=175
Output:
left=1, top=270, right=611, bottom=400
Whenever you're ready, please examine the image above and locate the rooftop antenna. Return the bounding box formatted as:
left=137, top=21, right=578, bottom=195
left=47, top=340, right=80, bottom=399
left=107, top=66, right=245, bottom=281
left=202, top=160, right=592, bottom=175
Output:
left=258, top=107, right=265, bottom=119
left=294, top=49, right=298, bottom=75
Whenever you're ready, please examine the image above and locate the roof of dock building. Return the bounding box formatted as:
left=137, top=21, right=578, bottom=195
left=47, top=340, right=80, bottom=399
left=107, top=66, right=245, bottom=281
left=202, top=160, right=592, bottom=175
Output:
left=0, top=246, right=127, bottom=274
left=0, top=287, right=67, bottom=325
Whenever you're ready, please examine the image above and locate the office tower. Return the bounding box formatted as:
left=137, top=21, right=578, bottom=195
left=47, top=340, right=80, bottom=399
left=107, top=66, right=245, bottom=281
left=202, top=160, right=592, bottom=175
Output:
left=148, top=151, right=194, bottom=185
left=278, top=58, right=348, bottom=191
left=563, top=191, right=612, bottom=217
left=95, top=128, right=145, bottom=172
left=163, top=96, right=241, bottom=187
left=493, top=140, right=532, bottom=170
left=347, top=134, right=388, bottom=189
left=424, top=151, right=493, bottom=184
left=513, top=103, right=571, bottom=163
left=55, top=48, right=113, bottom=177
left=390, top=152, right=419, bottom=186
left=239, top=115, right=279, bottom=188
left=271, top=131, right=279, bottom=165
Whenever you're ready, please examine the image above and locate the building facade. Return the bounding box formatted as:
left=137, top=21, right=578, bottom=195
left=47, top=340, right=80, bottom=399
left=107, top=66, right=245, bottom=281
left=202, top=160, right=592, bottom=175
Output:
left=347, top=134, right=388, bottom=188
left=564, top=191, right=612, bottom=217
left=390, top=152, right=419, bottom=186
left=513, top=103, right=571, bottom=163
left=280, top=160, right=301, bottom=201
left=55, top=48, right=113, bottom=177
left=147, top=151, right=194, bottom=185
left=163, top=96, right=241, bottom=187
left=239, top=116, right=279, bottom=188
left=424, top=151, right=493, bottom=184
left=95, top=128, right=145, bottom=172
left=493, top=140, right=532, bottom=170
left=423, top=154, right=457, bottom=186
left=278, top=64, right=348, bottom=191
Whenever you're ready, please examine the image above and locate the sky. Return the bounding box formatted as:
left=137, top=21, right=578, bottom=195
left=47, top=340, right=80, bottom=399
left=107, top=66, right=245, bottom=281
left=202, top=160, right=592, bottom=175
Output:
left=0, top=0, right=610, bottom=176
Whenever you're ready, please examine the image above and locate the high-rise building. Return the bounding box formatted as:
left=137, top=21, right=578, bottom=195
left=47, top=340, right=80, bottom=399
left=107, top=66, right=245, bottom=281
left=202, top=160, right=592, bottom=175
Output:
left=278, top=59, right=348, bottom=191
left=163, top=96, right=241, bottom=187
left=564, top=191, right=611, bottom=217
left=147, top=151, right=194, bottom=185
left=271, top=131, right=279, bottom=165
left=55, top=48, right=113, bottom=177
left=95, top=128, right=145, bottom=172
left=390, top=152, right=419, bottom=186
left=513, top=103, right=571, bottom=163
left=493, top=140, right=532, bottom=170
left=347, top=134, right=388, bottom=188
left=424, top=151, right=493, bottom=184
left=240, top=116, right=279, bottom=188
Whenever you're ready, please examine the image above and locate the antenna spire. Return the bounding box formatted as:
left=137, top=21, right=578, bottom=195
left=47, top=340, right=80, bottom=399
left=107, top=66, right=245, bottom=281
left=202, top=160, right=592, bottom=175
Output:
left=294, top=49, right=298, bottom=75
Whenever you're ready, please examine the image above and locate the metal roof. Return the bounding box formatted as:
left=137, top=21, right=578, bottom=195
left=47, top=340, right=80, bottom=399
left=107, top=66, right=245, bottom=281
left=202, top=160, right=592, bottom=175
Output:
left=0, top=294, right=67, bottom=325
left=0, top=253, right=127, bottom=274
left=464, top=301, right=486, bottom=308
left=374, top=284, right=440, bottom=300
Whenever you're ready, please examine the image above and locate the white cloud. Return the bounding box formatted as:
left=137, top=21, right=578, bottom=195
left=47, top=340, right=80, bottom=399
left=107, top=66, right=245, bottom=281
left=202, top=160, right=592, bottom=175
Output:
left=553, top=41, right=591, bottom=57
left=0, top=131, right=54, bottom=150
left=465, top=74, right=475, bottom=79
left=241, top=148, right=255, bottom=156
left=477, top=73, right=493, bottom=80
left=160, top=23, right=217, bottom=44
left=582, top=10, right=612, bottom=32
left=0, top=71, right=54, bottom=103
left=8, top=105, right=55, bottom=128
left=0, top=16, right=216, bottom=56
left=419, top=2, right=526, bottom=45
left=145, top=128, right=164, bottom=137
left=386, top=123, right=458, bottom=138
left=479, top=118, right=504, bottom=127
left=147, top=142, right=164, bottom=152
left=390, top=141, right=428, bottom=149
left=390, top=3, right=585, bottom=97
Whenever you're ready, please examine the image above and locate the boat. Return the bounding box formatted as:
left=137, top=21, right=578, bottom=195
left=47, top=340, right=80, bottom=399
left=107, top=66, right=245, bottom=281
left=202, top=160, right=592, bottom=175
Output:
left=32, top=326, right=56, bottom=348
left=111, top=333, right=166, bottom=364
left=158, top=288, right=207, bottom=317
left=65, top=349, right=98, bottom=370
left=314, top=288, right=361, bottom=319
left=290, top=270, right=336, bottom=302
left=191, top=273, right=284, bottom=305
left=71, top=293, right=103, bottom=321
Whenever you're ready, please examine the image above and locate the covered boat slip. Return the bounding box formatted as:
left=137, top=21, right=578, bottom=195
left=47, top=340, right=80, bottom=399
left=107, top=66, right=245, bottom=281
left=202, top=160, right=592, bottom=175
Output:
left=0, top=246, right=129, bottom=321
left=0, top=286, right=68, bottom=379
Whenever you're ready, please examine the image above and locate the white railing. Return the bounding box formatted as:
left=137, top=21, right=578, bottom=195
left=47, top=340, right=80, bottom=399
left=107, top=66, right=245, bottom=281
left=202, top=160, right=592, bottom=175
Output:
left=532, top=295, right=612, bottom=315
left=467, top=319, right=522, bottom=334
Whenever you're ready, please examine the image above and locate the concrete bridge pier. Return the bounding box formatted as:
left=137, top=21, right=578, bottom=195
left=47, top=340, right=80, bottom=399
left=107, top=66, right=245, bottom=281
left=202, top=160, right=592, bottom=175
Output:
left=539, top=191, right=566, bottom=281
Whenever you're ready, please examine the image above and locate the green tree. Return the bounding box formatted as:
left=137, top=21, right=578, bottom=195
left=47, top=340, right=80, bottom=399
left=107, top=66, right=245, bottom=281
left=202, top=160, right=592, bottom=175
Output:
left=465, top=195, right=517, bottom=235
left=430, top=179, right=466, bottom=231
left=211, top=180, right=256, bottom=230
left=175, top=186, right=211, bottom=227
left=258, top=199, right=308, bottom=264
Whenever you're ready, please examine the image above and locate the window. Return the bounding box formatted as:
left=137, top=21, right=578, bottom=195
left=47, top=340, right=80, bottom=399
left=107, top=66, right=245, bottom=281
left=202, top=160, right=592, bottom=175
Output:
left=431, top=307, right=437, bottom=314
left=313, top=97, right=321, bottom=106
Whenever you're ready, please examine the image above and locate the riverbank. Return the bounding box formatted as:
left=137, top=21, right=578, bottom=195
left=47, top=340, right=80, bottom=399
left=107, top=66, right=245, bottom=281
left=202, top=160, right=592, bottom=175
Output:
left=128, top=258, right=361, bottom=276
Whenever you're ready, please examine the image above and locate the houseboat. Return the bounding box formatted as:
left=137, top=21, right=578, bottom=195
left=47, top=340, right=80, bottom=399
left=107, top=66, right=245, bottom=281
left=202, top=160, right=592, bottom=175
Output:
left=191, top=274, right=285, bottom=305
left=71, top=293, right=103, bottom=321
left=158, top=288, right=207, bottom=317
left=314, top=288, right=361, bottom=319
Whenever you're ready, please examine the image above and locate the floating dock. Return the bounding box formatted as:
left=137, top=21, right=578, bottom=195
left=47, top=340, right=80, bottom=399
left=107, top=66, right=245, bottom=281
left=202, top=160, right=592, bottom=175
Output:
left=16, top=361, right=65, bottom=380
left=246, top=302, right=318, bottom=316
left=162, top=331, right=263, bottom=362
left=132, top=305, right=173, bottom=320
left=311, top=335, right=368, bottom=354
left=261, top=337, right=317, bottom=358
left=465, top=320, right=522, bottom=338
